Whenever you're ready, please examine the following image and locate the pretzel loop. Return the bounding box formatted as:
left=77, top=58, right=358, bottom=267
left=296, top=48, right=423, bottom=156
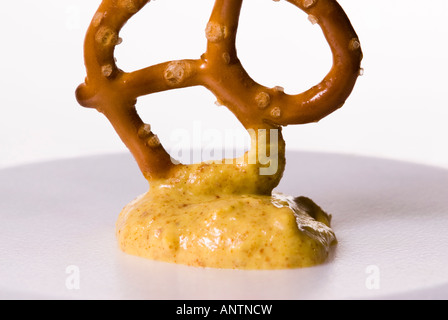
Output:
left=76, top=0, right=362, bottom=180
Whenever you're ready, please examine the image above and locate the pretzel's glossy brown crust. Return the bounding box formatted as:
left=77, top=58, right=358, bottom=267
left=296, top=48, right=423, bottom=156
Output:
left=76, top=0, right=362, bottom=180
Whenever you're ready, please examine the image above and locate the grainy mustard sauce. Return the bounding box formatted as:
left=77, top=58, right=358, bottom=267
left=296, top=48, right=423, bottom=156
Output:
left=116, top=131, right=336, bottom=269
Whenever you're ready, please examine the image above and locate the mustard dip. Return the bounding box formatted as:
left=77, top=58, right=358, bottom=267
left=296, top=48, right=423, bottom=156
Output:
left=116, top=130, right=336, bottom=269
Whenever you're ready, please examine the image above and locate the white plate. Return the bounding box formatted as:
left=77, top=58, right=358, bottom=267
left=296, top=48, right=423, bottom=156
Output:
left=0, top=151, right=447, bottom=300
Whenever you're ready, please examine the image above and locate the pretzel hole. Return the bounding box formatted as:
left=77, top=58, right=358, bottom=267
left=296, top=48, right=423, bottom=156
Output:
left=136, top=87, right=251, bottom=165
left=236, top=0, right=332, bottom=94
left=114, top=0, right=213, bottom=71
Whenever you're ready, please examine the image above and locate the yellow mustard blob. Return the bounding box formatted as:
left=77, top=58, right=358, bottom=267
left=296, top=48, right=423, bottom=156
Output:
left=116, top=129, right=336, bottom=269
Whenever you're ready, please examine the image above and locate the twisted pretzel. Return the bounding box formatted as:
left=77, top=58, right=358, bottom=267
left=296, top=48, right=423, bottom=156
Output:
left=76, top=0, right=363, bottom=181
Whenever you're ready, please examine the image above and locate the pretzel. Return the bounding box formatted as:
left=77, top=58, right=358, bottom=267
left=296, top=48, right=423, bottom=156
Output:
left=75, top=0, right=362, bottom=181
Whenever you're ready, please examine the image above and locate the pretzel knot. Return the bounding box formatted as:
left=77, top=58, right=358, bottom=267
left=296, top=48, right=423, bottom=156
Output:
left=76, top=0, right=363, bottom=181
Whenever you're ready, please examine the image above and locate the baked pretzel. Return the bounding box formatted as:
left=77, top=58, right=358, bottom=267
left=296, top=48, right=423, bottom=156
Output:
left=76, top=0, right=362, bottom=180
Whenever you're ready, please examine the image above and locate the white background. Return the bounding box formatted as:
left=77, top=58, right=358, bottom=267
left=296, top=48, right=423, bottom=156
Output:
left=1, top=0, right=448, bottom=170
